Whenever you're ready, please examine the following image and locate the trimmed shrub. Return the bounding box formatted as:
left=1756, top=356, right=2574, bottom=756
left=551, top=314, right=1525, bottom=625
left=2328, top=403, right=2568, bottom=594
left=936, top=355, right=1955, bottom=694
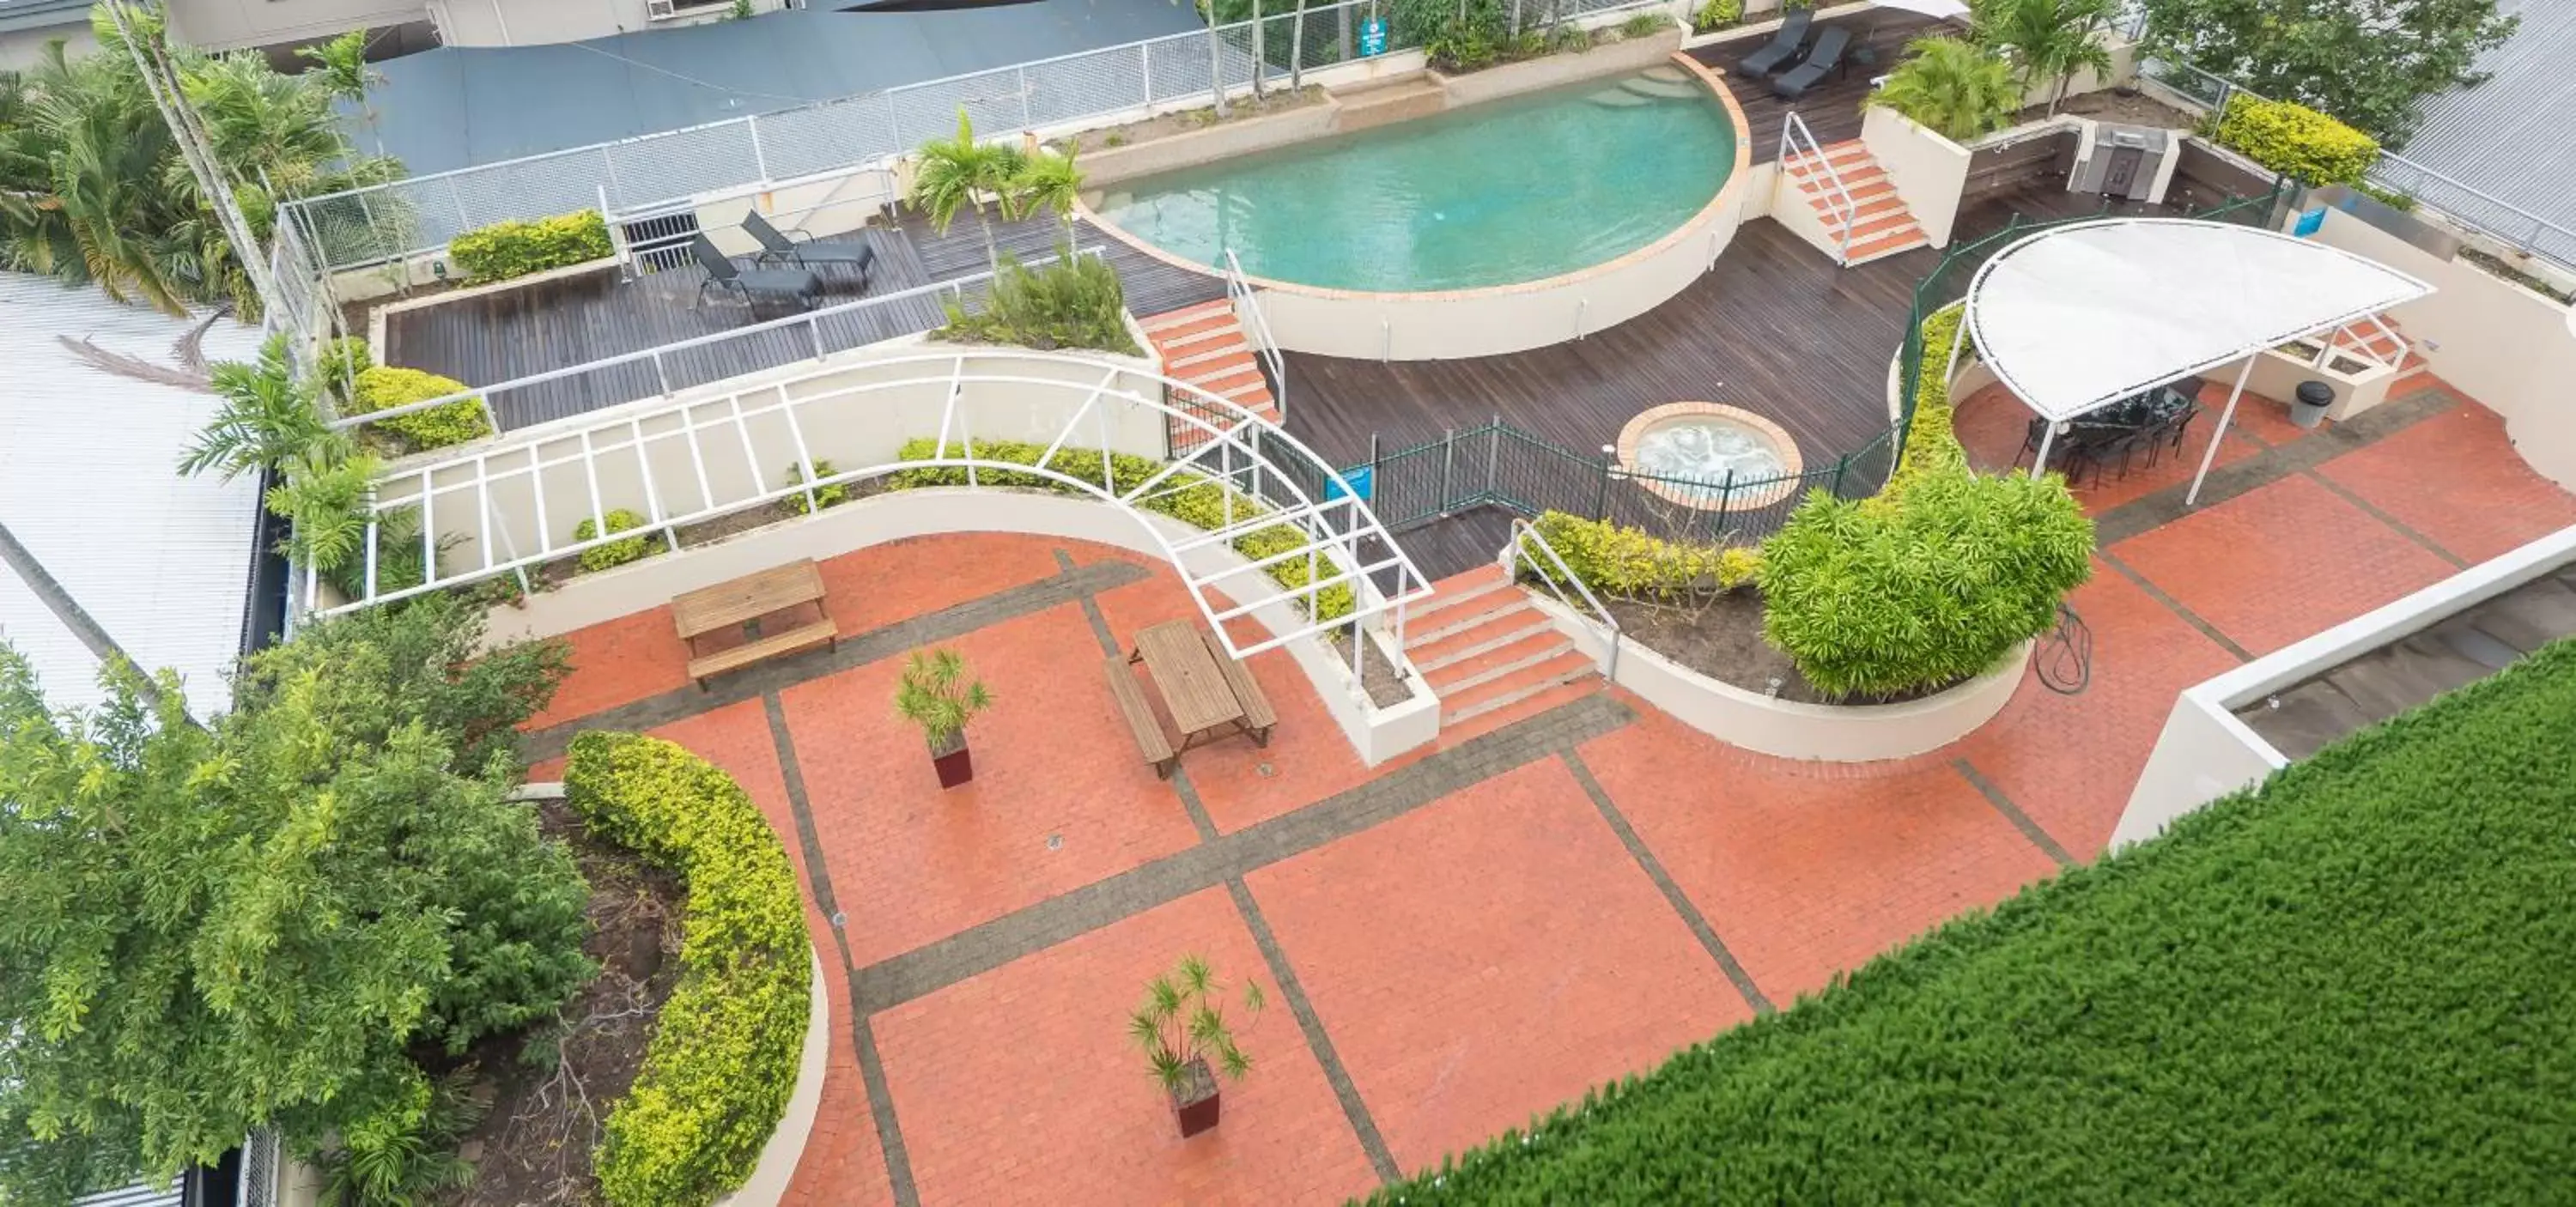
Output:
left=447, top=209, right=615, bottom=283
left=1759, top=470, right=2092, bottom=697
left=1518, top=511, right=1761, bottom=602
left=780, top=460, right=851, bottom=517
left=933, top=253, right=1139, bottom=355
left=349, top=365, right=493, bottom=452
left=572, top=508, right=653, bottom=573
left=1887, top=302, right=1971, bottom=495
left=566, top=733, right=811, bottom=1207
left=1364, top=637, right=2576, bottom=1204
left=884, top=438, right=1355, bottom=620
left=2212, top=94, right=2379, bottom=187
left=1691, top=0, right=1741, bottom=31
left=1617, top=10, right=1668, bottom=39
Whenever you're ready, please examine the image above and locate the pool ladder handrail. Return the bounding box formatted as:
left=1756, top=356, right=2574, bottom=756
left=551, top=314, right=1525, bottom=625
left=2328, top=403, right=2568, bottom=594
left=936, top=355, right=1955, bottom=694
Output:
left=1223, top=248, right=1289, bottom=423
left=1778, top=111, right=1857, bottom=264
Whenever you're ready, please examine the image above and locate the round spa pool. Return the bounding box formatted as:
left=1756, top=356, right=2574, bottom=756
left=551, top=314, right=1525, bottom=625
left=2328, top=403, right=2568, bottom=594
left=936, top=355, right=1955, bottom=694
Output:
left=1090, top=68, right=1738, bottom=294
left=1618, top=403, right=1803, bottom=510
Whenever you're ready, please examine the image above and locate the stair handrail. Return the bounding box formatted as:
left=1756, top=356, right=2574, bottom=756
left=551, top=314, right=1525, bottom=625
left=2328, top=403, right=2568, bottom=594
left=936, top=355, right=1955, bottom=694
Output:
left=1504, top=517, right=1620, bottom=682
left=1779, top=112, right=1858, bottom=264
left=1223, top=247, right=1289, bottom=422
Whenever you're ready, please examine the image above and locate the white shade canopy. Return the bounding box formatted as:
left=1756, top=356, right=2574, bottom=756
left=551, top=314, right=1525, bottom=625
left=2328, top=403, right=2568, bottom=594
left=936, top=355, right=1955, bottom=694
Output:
left=1870, top=0, right=1971, bottom=18
left=1965, top=219, right=2434, bottom=423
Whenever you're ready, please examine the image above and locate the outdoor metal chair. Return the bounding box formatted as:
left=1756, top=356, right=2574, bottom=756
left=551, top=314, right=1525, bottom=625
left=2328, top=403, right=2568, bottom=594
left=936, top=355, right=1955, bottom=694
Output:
left=744, top=210, right=876, bottom=289
left=1733, top=7, right=1812, bottom=78
left=1771, top=25, right=1854, bottom=100
left=689, top=234, right=823, bottom=310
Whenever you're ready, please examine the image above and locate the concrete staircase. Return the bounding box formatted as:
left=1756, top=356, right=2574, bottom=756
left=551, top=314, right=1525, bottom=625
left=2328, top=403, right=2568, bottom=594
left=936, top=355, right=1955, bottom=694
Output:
left=2327, top=315, right=2438, bottom=397
left=1782, top=138, right=1928, bottom=266
left=1139, top=299, right=1280, bottom=434
left=1403, top=563, right=1601, bottom=731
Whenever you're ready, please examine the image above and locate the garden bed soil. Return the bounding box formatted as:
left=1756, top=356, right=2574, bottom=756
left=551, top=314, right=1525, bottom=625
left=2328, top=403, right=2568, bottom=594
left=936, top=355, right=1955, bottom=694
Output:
left=1601, top=588, right=1957, bottom=706
left=1328, top=628, right=1416, bottom=707
left=432, top=798, right=685, bottom=1207
left=1069, top=87, right=1329, bottom=155
left=2019, top=88, right=2197, bottom=130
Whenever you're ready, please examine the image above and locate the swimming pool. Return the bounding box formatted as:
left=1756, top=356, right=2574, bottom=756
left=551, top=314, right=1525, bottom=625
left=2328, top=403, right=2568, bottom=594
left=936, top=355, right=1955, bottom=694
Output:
left=1091, top=67, right=1739, bottom=294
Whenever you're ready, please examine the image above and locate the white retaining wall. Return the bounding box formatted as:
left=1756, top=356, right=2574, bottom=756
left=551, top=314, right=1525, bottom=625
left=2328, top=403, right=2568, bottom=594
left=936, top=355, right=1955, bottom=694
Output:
left=1859, top=106, right=1971, bottom=249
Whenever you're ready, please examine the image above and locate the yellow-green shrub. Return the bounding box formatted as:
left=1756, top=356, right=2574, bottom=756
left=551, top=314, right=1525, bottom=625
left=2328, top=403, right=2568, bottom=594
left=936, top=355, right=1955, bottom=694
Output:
left=2213, top=94, right=2379, bottom=186
left=573, top=508, right=653, bottom=573
left=349, top=366, right=493, bottom=452
left=1886, top=302, right=1971, bottom=497
left=447, top=209, right=615, bottom=283
left=566, top=733, right=811, bottom=1207
left=1519, top=511, right=1760, bottom=601
left=884, top=439, right=1355, bottom=620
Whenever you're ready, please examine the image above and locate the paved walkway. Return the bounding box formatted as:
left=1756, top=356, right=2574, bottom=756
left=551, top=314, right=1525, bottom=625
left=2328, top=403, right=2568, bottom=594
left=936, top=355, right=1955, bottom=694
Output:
left=524, top=382, right=2575, bottom=1205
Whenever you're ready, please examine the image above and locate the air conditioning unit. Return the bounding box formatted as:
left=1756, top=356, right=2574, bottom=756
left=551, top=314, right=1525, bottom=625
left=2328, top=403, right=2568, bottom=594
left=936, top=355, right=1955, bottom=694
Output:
left=2068, top=123, right=2174, bottom=204
left=647, top=0, right=677, bottom=18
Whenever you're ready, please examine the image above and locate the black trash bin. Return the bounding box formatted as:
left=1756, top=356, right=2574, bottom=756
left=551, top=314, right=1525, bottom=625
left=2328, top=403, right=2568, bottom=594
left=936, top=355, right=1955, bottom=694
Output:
left=2292, top=379, right=2334, bottom=429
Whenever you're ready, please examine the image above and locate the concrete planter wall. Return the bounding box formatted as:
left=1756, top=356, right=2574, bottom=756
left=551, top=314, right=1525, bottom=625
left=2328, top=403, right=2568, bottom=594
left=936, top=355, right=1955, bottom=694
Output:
left=1525, top=592, right=2032, bottom=761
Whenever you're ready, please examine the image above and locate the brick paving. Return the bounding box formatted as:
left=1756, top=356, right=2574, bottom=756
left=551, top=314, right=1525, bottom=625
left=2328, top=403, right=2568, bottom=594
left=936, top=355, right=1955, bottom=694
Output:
left=513, top=392, right=2575, bottom=1204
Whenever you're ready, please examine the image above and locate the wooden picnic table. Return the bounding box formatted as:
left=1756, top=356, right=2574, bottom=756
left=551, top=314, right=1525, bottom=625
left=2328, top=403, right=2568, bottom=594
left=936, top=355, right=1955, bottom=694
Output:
left=1122, top=620, right=1277, bottom=762
left=672, top=558, right=837, bottom=688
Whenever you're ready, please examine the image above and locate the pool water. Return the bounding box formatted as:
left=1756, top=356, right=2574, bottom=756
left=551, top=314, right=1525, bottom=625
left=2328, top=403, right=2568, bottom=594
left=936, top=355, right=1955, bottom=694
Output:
left=1633, top=417, right=1785, bottom=484
left=1091, top=69, right=1736, bottom=292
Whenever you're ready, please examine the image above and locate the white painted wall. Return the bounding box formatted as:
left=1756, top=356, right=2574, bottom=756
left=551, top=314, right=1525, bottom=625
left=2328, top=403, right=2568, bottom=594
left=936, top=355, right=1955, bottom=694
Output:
left=168, top=0, right=425, bottom=51
left=2303, top=208, right=2576, bottom=491
left=426, top=0, right=787, bottom=47
left=1860, top=105, right=1970, bottom=248
left=2111, top=524, right=2576, bottom=848
left=483, top=487, right=1442, bottom=764
left=0, top=20, right=92, bottom=69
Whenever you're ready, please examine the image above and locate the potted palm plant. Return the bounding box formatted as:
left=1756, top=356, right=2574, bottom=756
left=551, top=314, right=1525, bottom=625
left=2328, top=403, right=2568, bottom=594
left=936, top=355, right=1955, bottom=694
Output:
left=894, top=649, right=993, bottom=788
left=1129, top=955, right=1265, bottom=1138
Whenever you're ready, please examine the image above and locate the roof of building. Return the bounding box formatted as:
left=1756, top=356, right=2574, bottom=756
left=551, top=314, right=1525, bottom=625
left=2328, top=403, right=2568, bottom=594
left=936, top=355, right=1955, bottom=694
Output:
left=0, top=0, right=93, bottom=36
left=0, top=272, right=266, bottom=719
left=2397, top=0, right=2576, bottom=245
left=367, top=0, right=1203, bottom=175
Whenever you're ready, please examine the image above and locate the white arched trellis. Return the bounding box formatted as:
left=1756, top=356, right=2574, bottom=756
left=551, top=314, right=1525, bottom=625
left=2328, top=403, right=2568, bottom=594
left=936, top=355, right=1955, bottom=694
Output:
left=307, top=349, right=1433, bottom=660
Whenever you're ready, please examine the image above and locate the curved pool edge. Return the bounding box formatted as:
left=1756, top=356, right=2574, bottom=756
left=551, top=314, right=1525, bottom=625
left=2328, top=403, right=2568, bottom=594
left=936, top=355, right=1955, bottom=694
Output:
left=1078, top=52, right=1756, bottom=361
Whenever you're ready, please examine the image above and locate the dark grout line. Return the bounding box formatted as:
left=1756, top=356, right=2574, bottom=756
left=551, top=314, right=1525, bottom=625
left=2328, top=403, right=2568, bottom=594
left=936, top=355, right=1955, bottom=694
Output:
left=2094, top=549, right=2254, bottom=664
left=522, top=557, right=1152, bottom=762
left=2299, top=467, right=2469, bottom=568
left=1057, top=547, right=1229, bottom=843
left=1951, top=757, right=2075, bottom=870
left=1226, top=877, right=1403, bottom=1183
left=2087, top=388, right=2455, bottom=547
left=849, top=1015, right=923, bottom=1207
left=1560, top=750, right=1774, bottom=1017
left=848, top=694, right=1636, bottom=1016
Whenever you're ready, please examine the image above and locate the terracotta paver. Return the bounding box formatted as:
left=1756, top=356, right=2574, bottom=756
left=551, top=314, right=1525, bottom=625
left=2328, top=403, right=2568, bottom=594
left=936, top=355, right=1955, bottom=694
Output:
left=2108, top=474, right=2459, bottom=657
left=1954, top=382, right=2266, bottom=514
left=2316, top=400, right=2576, bottom=563
left=780, top=602, right=1203, bottom=967
left=820, top=531, right=1072, bottom=634
left=872, top=889, right=1381, bottom=1206
left=1246, top=759, right=1752, bottom=1171
left=1577, top=703, right=2062, bottom=1004
left=523, top=605, right=693, bottom=730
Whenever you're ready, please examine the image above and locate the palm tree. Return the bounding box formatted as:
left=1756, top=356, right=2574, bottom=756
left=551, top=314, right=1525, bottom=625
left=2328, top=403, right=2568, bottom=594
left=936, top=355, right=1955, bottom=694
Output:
left=908, top=109, right=1028, bottom=272
left=1865, top=37, right=2021, bottom=143
left=1973, top=0, right=2116, bottom=117
left=299, top=30, right=385, bottom=155
left=180, top=333, right=340, bottom=482
left=1012, top=146, right=1084, bottom=254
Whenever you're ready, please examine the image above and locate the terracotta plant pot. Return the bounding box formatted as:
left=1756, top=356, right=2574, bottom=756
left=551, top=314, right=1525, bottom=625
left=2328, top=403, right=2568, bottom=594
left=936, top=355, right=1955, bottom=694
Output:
left=1170, top=1057, right=1221, bottom=1138
left=929, top=729, right=974, bottom=788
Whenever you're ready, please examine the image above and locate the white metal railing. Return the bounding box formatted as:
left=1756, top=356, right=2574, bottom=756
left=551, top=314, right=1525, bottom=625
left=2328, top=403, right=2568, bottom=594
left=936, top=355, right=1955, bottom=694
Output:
left=1504, top=517, right=1620, bottom=680
left=1779, top=112, right=1857, bottom=264
left=336, top=246, right=1105, bottom=437
left=1222, top=248, right=1288, bottom=422
left=315, top=350, right=1432, bottom=667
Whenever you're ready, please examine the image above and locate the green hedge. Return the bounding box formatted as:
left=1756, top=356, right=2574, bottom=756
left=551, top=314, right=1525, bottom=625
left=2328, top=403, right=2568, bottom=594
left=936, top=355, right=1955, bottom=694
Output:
left=1887, top=302, right=1971, bottom=495
left=448, top=209, right=615, bottom=283
left=567, top=733, right=811, bottom=1207
left=2213, top=94, right=2379, bottom=187
left=1516, top=511, right=1760, bottom=602
left=573, top=508, right=653, bottom=573
left=884, top=438, right=1355, bottom=620
left=1368, top=637, right=2576, bottom=1204
left=349, top=365, right=493, bottom=452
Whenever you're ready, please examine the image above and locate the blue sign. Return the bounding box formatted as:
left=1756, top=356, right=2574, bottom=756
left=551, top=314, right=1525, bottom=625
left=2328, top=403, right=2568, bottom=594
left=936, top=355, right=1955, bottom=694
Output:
left=1359, top=16, right=1388, bottom=57
left=1327, top=465, right=1374, bottom=502
left=2293, top=205, right=2327, bottom=238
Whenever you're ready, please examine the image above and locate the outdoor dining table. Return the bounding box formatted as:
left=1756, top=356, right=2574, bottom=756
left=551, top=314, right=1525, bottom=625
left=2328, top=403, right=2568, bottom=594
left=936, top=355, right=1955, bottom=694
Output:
left=1127, top=620, right=1254, bottom=753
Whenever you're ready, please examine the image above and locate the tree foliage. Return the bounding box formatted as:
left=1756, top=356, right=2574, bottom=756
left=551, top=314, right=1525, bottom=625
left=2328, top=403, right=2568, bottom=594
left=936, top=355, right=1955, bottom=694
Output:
left=0, top=599, right=586, bottom=1204
left=2136, top=0, right=2518, bottom=147
left=0, top=9, right=400, bottom=315
left=1865, top=37, right=2022, bottom=143
left=1973, top=0, right=2116, bottom=114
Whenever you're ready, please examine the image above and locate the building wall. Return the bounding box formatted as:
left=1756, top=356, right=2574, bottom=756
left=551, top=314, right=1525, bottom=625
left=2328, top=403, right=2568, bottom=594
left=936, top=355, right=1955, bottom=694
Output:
left=424, top=0, right=787, bottom=48
left=0, top=18, right=91, bottom=67
left=166, top=0, right=426, bottom=51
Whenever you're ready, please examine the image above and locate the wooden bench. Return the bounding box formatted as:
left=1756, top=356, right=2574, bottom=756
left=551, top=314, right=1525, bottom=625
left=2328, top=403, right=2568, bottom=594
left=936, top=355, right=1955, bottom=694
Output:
left=1104, top=657, right=1178, bottom=779
left=674, top=559, right=838, bottom=689
left=1199, top=628, right=1276, bottom=747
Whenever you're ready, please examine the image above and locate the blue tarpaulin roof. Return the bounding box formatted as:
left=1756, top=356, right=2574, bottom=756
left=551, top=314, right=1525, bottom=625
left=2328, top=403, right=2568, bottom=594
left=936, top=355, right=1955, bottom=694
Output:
left=366, top=0, right=1204, bottom=175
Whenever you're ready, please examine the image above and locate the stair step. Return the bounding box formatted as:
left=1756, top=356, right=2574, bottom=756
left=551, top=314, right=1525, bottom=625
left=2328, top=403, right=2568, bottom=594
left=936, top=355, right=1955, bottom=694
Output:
left=1406, top=567, right=1518, bottom=634
left=1814, top=191, right=1905, bottom=222
left=1638, top=64, right=1687, bottom=82
left=1427, top=630, right=1580, bottom=696
left=1139, top=299, right=1233, bottom=333
left=1151, top=316, right=1245, bottom=349
left=1844, top=227, right=1928, bottom=265
left=1439, top=650, right=1597, bottom=725
left=1848, top=209, right=1921, bottom=240
left=1801, top=173, right=1894, bottom=204
left=1168, top=342, right=1254, bottom=371
left=1409, top=606, right=1552, bottom=674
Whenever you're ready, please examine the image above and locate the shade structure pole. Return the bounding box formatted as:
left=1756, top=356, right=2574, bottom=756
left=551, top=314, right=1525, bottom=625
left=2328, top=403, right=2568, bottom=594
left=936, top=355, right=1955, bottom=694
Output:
left=2185, top=355, right=2258, bottom=506
left=2032, top=422, right=2058, bottom=477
